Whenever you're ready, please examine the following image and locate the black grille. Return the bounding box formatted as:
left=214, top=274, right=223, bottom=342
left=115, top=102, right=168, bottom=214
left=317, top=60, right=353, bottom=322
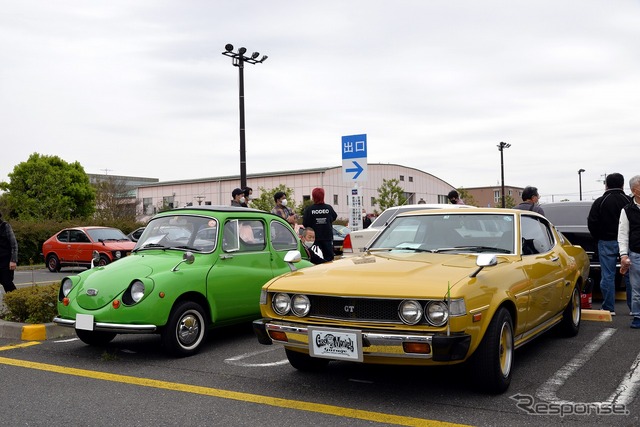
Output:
left=308, top=295, right=407, bottom=323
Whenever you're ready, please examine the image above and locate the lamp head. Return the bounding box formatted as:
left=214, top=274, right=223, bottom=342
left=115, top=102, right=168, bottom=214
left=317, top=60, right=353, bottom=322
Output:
left=225, top=44, right=234, bottom=52
left=238, top=47, right=247, bottom=55
left=251, top=52, right=260, bottom=59
left=578, top=169, right=585, bottom=173
left=260, top=55, right=268, bottom=62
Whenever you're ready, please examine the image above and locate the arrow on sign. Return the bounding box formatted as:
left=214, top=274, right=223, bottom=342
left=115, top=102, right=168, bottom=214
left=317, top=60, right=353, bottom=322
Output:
left=346, top=161, right=364, bottom=179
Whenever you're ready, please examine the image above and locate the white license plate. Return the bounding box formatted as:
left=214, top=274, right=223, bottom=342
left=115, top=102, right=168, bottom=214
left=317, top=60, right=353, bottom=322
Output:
left=308, top=327, right=363, bottom=362
left=75, top=314, right=94, bottom=331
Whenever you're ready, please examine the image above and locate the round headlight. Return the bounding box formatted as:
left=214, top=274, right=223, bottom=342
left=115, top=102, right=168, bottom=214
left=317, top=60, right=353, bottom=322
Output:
left=291, top=294, right=310, bottom=317
left=425, top=301, right=449, bottom=326
left=399, top=300, right=423, bottom=325
left=61, top=278, right=74, bottom=297
left=114, top=251, right=122, bottom=259
left=272, top=293, right=291, bottom=315
left=130, top=281, right=145, bottom=303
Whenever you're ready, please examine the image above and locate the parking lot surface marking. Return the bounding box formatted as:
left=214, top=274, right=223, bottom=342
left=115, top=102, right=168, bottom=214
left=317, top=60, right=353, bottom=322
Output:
left=0, top=356, right=469, bottom=427
left=224, top=348, right=290, bottom=367
left=0, top=342, right=40, bottom=352
left=537, top=328, right=640, bottom=406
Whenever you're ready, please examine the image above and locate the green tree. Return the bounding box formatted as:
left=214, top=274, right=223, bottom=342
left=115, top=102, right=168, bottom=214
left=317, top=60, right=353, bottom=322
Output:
left=93, top=175, right=137, bottom=222
left=250, top=184, right=298, bottom=214
left=456, top=188, right=477, bottom=207
left=498, top=194, right=516, bottom=208
left=0, top=153, right=95, bottom=220
left=374, top=178, right=407, bottom=211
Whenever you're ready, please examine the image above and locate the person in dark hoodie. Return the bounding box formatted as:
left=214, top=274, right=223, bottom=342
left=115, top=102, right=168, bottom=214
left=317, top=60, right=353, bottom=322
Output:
left=303, top=187, right=337, bottom=261
left=588, top=172, right=632, bottom=315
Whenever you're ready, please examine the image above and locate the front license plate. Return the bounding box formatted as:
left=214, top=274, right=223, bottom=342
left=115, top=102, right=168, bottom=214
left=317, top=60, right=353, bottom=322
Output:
left=75, top=314, right=94, bottom=331
left=308, top=327, right=363, bottom=362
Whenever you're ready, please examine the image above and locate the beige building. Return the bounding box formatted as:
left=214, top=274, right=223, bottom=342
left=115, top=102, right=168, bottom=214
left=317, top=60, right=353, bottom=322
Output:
left=135, top=163, right=456, bottom=221
left=464, top=185, right=525, bottom=208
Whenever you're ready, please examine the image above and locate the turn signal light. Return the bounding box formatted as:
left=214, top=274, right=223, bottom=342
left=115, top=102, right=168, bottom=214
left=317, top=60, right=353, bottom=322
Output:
left=269, top=331, right=288, bottom=342
left=63, top=298, right=69, bottom=306
left=112, top=300, right=120, bottom=309
left=403, top=342, right=431, bottom=354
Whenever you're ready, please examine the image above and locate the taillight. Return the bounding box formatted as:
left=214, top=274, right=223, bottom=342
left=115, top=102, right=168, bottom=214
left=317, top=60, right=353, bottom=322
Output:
left=342, top=234, right=353, bottom=253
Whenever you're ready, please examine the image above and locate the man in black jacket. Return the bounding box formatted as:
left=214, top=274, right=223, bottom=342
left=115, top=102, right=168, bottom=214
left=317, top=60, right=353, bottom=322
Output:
left=588, top=173, right=631, bottom=314
left=0, top=212, right=18, bottom=293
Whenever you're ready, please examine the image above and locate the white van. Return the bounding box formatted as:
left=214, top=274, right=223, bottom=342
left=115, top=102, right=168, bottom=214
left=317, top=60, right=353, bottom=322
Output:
left=342, top=203, right=475, bottom=254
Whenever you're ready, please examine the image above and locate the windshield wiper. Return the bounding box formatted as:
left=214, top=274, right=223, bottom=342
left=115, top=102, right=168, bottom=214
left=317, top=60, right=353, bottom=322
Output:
left=170, top=245, right=200, bottom=251
left=393, top=246, right=430, bottom=252
left=434, top=246, right=510, bottom=254
left=135, top=243, right=167, bottom=252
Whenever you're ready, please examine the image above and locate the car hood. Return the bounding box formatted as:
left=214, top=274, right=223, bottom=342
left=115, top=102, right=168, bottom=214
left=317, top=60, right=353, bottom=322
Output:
left=266, top=252, right=499, bottom=298
left=99, top=241, right=136, bottom=250
left=74, top=253, right=175, bottom=310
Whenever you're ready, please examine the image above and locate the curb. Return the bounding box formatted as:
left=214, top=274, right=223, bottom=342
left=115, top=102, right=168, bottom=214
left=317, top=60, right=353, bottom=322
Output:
left=0, top=319, right=76, bottom=341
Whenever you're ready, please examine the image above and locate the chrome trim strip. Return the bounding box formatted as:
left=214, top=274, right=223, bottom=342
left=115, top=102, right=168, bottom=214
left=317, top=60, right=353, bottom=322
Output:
left=53, top=317, right=157, bottom=333
left=265, top=321, right=435, bottom=359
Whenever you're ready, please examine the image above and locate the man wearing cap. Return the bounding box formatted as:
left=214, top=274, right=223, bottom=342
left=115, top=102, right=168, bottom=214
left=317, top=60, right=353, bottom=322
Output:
left=231, top=188, right=245, bottom=207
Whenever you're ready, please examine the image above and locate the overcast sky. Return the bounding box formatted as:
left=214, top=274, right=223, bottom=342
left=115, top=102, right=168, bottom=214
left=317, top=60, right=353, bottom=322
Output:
left=1, top=1, right=639, bottom=203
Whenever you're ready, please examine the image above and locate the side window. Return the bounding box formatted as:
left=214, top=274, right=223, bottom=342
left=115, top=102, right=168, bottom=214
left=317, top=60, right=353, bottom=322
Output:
left=271, top=221, right=298, bottom=251
left=223, top=219, right=266, bottom=252
left=521, top=216, right=554, bottom=255
left=57, top=230, right=69, bottom=243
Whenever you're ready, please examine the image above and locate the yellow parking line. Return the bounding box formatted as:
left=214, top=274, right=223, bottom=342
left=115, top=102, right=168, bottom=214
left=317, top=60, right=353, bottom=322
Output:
left=0, top=356, right=468, bottom=427
left=0, top=342, right=41, bottom=351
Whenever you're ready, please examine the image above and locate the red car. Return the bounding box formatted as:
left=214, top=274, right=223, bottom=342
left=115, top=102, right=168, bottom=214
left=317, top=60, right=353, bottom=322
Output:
left=42, top=226, right=135, bottom=272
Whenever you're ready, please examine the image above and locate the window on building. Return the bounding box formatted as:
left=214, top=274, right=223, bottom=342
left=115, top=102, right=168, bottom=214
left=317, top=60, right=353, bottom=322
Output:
left=508, top=189, right=513, bottom=196
left=438, top=195, right=448, bottom=204
left=400, top=175, right=404, bottom=181
left=409, top=176, right=413, bottom=182
left=494, top=190, right=500, bottom=204
left=334, top=194, right=339, bottom=205
left=163, top=196, right=175, bottom=209
left=205, top=201, right=211, bottom=205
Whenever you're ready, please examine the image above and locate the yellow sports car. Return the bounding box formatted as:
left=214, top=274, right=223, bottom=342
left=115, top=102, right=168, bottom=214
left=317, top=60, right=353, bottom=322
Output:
left=253, top=208, right=590, bottom=393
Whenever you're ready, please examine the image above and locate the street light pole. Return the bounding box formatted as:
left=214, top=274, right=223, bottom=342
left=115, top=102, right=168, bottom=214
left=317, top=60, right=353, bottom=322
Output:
left=222, top=44, right=268, bottom=189
left=578, top=169, right=585, bottom=201
left=497, top=141, right=511, bottom=208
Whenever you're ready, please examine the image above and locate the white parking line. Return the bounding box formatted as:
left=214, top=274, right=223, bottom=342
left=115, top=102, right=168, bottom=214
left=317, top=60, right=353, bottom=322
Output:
left=224, top=348, right=290, bottom=367
left=537, top=327, right=640, bottom=406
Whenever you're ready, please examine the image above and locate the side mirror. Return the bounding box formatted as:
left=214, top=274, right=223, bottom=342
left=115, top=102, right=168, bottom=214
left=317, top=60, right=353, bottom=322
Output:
left=469, top=254, right=497, bottom=278
left=171, top=251, right=195, bottom=272
left=91, top=250, right=100, bottom=268
left=284, top=250, right=302, bottom=272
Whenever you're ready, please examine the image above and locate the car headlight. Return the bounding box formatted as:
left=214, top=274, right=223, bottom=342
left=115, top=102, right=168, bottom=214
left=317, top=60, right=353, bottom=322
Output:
left=291, top=294, right=310, bottom=317
left=399, top=300, right=424, bottom=325
left=130, top=281, right=145, bottom=303
left=114, top=251, right=122, bottom=259
left=425, top=301, right=449, bottom=326
left=61, top=278, right=74, bottom=298
left=272, top=293, right=291, bottom=315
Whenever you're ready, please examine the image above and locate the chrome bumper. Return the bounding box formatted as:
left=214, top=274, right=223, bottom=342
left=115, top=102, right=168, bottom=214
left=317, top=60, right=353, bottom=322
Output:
left=53, top=317, right=157, bottom=333
left=253, top=318, right=470, bottom=361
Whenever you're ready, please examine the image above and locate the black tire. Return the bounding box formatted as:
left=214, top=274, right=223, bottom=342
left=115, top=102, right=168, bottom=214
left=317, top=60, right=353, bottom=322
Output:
left=470, top=307, right=514, bottom=394
left=97, top=254, right=110, bottom=267
left=559, top=285, right=581, bottom=337
left=46, top=254, right=61, bottom=272
left=285, top=348, right=330, bottom=372
left=161, top=301, right=208, bottom=357
left=75, top=329, right=117, bottom=346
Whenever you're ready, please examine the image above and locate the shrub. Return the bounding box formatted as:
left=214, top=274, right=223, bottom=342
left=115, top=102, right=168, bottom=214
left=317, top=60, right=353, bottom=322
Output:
left=1, top=284, right=59, bottom=324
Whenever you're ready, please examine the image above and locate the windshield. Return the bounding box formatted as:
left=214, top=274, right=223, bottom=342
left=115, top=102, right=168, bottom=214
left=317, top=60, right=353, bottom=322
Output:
left=86, top=228, right=130, bottom=241
left=135, top=215, right=219, bottom=253
left=369, top=213, right=515, bottom=254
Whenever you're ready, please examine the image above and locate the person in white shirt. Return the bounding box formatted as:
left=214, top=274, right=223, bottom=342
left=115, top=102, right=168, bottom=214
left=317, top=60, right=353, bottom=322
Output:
left=618, top=175, right=640, bottom=328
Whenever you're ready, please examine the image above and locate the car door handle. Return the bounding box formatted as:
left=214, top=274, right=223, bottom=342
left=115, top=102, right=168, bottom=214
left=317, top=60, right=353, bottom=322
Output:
left=220, top=254, right=233, bottom=260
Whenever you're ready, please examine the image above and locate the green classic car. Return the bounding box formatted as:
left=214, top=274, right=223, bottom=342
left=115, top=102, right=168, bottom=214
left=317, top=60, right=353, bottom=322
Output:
left=54, top=206, right=313, bottom=356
